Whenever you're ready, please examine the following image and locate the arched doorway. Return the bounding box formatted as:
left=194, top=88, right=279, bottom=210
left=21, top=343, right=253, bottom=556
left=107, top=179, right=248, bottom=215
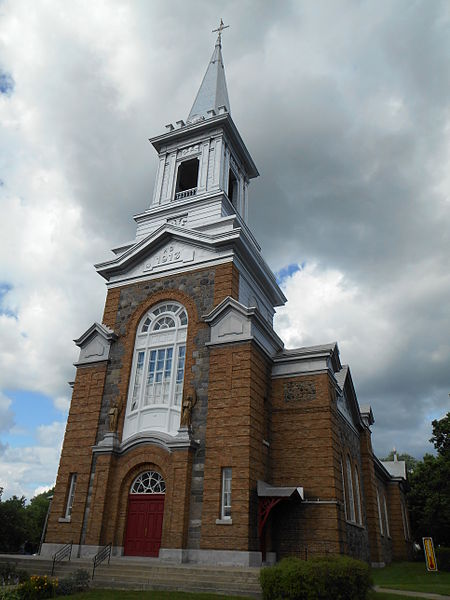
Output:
left=124, top=471, right=166, bottom=557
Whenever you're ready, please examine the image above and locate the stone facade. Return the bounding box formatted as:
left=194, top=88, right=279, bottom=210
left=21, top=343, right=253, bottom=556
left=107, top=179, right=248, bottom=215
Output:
left=43, top=37, right=413, bottom=567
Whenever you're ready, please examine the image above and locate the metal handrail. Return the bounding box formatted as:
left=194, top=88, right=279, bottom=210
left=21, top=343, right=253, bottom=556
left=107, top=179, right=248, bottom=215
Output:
left=92, top=542, right=112, bottom=579
left=51, top=541, right=73, bottom=575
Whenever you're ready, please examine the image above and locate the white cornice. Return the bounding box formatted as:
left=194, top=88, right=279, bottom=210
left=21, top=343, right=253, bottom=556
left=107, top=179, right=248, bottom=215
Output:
left=149, top=113, right=259, bottom=179
left=95, top=222, right=286, bottom=307
left=272, top=343, right=339, bottom=379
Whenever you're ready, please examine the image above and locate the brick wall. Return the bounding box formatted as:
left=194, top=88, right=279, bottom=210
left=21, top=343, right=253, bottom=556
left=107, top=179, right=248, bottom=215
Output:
left=334, top=409, right=370, bottom=561
left=359, top=429, right=384, bottom=564
left=270, top=373, right=342, bottom=557
left=213, top=262, right=239, bottom=306
left=45, top=362, right=108, bottom=545
left=201, top=341, right=271, bottom=552
left=387, top=483, right=412, bottom=560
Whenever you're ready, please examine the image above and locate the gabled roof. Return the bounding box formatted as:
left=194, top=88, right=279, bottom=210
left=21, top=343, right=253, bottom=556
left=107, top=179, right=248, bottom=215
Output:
left=74, top=322, right=117, bottom=348
left=187, top=41, right=230, bottom=122
left=335, top=364, right=367, bottom=430
left=381, top=460, right=407, bottom=480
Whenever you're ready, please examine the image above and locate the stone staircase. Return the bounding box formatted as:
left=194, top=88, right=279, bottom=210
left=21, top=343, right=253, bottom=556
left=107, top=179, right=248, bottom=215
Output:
left=0, top=554, right=262, bottom=598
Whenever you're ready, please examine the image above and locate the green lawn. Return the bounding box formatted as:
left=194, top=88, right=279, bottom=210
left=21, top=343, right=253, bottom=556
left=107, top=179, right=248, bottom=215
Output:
left=372, top=561, right=450, bottom=596
left=65, top=592, right=254, bottom=600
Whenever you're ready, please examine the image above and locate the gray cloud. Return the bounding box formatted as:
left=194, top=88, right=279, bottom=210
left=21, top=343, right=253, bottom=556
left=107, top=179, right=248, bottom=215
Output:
left=0, top=0, right=448, bottom=498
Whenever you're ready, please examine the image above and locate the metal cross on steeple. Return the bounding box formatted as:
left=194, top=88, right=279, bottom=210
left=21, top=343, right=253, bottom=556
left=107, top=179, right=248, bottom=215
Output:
left=212, top=19, right=229, bottom=46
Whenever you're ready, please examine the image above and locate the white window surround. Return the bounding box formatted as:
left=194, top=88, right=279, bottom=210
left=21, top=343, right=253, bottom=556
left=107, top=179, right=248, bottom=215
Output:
left=376, top=488, right=384, bottom=536
left=401, top=502, right=410, bottom=540
left=123, top=302, right=188, bottom=440
left=65, top=473, right=77, bottom=519
left=354, top=465, right=363, bottom=525
left=218, top=467, right=232, bottom=522
left=340, top=459, right=347, bottom=520
left=383, top=494, right=390, bottom=537
left=346, top=456, right=356, bottom=523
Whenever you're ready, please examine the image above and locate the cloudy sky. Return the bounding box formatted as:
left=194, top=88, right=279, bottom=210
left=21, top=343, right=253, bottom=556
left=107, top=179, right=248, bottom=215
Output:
left=0, top=0, right=449, bottom=500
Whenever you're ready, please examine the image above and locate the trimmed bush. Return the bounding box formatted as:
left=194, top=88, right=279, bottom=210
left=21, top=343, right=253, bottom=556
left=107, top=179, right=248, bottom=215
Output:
left=436, top=547, right=450, bottom=572
left=260, top=555, right=372, bottom=600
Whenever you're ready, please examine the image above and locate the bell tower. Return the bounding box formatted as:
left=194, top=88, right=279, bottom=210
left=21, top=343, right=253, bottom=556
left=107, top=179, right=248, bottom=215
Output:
left=134, top=23, right=258, bottom=245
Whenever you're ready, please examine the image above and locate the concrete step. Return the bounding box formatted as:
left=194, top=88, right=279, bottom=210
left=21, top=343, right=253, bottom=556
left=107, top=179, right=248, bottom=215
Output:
left=0, top=554, right=262, bottom=598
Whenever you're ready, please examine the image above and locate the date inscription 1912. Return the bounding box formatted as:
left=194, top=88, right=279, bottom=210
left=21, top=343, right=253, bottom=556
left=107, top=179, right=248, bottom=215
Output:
left=154, top=245, right=181, bottom=266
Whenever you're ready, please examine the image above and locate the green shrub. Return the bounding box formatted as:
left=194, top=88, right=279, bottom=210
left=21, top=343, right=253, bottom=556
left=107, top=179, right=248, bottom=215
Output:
left=260, top=555, right=372, bottom=600
left=0, top=588, right=22, bottom=600
left=56, top=569, right=90, bottom=596
left=436, top=547, right=450, bottom=572
left=0, top=564, right=29, bottom=586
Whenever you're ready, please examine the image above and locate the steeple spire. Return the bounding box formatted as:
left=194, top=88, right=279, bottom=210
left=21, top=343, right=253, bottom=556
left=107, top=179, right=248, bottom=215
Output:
left=187, top=20, right=231, bottom=123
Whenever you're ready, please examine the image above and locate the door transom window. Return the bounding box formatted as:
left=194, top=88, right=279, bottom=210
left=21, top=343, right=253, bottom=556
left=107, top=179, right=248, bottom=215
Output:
left=130, top=471, right=166, bottom=494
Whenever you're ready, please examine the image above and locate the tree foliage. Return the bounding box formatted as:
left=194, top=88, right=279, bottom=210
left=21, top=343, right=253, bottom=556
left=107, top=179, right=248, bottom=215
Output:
left=407, top=411, right=450, bottom=545
left=0, top=488, right=54, bottom=553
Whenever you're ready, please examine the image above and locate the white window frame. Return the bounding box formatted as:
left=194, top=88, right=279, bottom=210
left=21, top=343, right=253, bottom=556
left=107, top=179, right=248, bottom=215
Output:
left=354, top=465, right=363, bottom=525
left=65, top=473, right=77, bottom=519
left=123, top=302, right=188, bottom=439
left=340, top=459, right=347, bottom=520
left=383, top=494, right=390, bottom=537
left=401, top=502, right=410, bottom=540
left=220, top=467, right=232, bottom=520
left=376, top=488, right=384, bottom=536
left=346, top=456, right=356, bottom=522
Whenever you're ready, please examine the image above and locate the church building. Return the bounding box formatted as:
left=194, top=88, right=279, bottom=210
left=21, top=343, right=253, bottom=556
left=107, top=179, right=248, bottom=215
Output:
left=42, top=28, right=412, bottom=568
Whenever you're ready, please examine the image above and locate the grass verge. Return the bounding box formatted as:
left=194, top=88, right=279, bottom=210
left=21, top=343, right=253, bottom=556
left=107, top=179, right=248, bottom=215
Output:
left=372, top=561, right=450, bottom=595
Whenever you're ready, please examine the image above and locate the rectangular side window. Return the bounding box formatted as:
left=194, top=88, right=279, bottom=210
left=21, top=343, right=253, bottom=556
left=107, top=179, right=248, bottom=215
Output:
left=221, top=468, right=232, bottom=520
left=65, top=473, right=77, bottom=518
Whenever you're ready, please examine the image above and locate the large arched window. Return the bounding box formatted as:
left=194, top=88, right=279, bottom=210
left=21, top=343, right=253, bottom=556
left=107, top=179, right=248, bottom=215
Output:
left=123, top=302, right=188, bottom=440
left=354, top=465, right=363, bottom=525
left=346, top=456, right=356, bottom=522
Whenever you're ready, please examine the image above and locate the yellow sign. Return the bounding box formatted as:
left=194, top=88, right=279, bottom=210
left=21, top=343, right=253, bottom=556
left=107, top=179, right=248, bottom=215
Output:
left=423, top=537, right=438, bottom=572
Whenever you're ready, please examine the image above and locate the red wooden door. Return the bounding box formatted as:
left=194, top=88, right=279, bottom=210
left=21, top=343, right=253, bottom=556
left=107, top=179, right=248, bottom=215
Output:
left=124, top=494, right=165, bottom=557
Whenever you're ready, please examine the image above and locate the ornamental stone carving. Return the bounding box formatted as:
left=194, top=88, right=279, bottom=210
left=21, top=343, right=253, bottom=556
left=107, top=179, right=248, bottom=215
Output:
left=284, top=381, right=316, bottom=403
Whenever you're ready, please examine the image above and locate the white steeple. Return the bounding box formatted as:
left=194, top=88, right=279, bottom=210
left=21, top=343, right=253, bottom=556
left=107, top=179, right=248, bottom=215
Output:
left=187, top=20, right=231, bottom=122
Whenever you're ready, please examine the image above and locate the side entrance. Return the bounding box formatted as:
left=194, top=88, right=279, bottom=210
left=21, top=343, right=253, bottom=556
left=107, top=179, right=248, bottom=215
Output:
left=124, top=470, right=166, bottom=557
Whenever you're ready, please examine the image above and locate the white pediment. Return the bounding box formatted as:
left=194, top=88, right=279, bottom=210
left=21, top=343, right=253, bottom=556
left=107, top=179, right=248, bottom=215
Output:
left=96, top=225, right=239, bottom=285
left=74, top=322, right=117, bottom=366
left=110, top=239, right=232, bottom=285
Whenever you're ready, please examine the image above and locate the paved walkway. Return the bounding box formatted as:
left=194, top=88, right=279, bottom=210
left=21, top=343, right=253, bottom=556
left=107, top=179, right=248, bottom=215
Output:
left=374, top=585, right=450, bottom=599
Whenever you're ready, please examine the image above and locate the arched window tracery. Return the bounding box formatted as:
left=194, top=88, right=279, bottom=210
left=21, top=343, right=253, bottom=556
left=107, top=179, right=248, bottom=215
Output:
left=123, top=302, right=188, bottom=440
left=130, top=471, right=166, bottom=494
